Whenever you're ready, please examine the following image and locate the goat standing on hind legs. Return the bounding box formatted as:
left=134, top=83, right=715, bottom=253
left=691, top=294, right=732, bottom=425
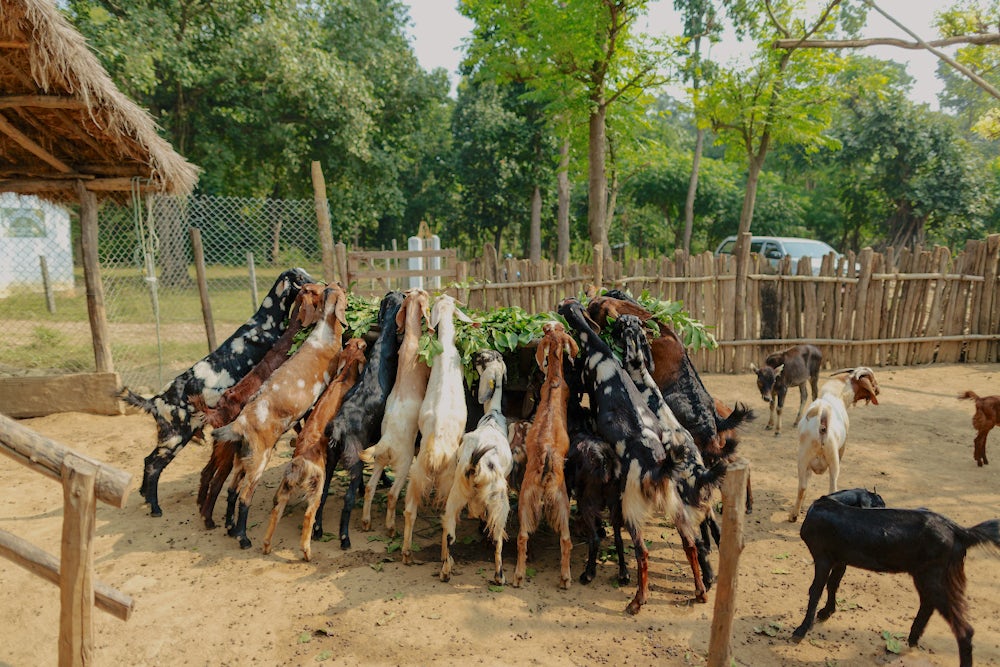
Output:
left=513, top=321, right=578, bottom=590
left=958, top=390, right=1000, bottom=466
left=213, top=285, right=348, bottom=550
left=440, top=350, right=512, bottom=585
left=792, top=489, right=1000, bottom=667
left=359, top=288, right=431, bottom=537
left=261, top=337, right=367, bottom=561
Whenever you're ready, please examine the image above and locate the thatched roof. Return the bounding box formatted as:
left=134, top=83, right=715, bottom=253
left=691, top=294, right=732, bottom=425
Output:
left=0, top=0, right=200, bottom=200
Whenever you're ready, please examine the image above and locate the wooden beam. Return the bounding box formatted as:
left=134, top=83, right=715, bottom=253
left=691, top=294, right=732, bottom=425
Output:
left=0, top=112, right=73, bottom=172
left=0, top=95, right=87, bottom=110
left=76, top=180, right=115, bottom=373
left=0, top=413, right=132, bottom=508
left=0, top=176, right=163, bottom=194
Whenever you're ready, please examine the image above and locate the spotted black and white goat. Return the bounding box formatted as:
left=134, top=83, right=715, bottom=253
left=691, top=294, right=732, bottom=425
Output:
left=440, top=349, right=512, bottom=585
left=120, top=267, right=313, bottom=518
left=610, top=314, right=723, bottom=603
left=558, top=298, right=724, bottom=614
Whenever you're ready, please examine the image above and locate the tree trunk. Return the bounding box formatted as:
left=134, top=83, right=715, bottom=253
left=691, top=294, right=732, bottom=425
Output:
left=529, top=185, right=542, bottom=263
left=588, top=104, right=610, bottom=261
left=557, top=138, right=570, bottom=266
left=738, top=154, right=766, bottom=238
left=684, top=126, right=705, bottom=254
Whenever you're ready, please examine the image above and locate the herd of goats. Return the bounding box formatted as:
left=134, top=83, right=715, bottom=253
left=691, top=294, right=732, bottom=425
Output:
left=117, top=267, right=1000, bottom=667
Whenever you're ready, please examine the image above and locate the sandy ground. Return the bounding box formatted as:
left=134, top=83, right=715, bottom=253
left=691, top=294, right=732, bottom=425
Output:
left=3, top=363, right=1000, bottom=667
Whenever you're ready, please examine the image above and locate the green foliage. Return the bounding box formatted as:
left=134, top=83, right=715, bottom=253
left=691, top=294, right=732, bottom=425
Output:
left=881, top=630, right=905, bottom=654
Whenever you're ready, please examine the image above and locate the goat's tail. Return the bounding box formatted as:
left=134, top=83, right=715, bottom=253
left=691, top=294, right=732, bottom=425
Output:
left=118, top=386, right=155, bottom=415
left=959, top=519, right=1000, bottom=556
left=716, top=401, right=755, bottom=434
left=358, top=441, right=381, bottom=465
left=468, top=445, right=510, bottom=542
left=958, top=390, right=981, bottom=402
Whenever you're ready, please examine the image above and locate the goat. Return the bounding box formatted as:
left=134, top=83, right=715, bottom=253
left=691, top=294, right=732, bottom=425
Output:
left=260, top=337, right=367, bottom=561
left=358, top=288, right=431, bottom=537
left=792, top=489, right=1000, bottom=667
left=401, top=294, right=473, bottom=565
left=213, top=284, right=348, bottom=550
left=513, top=321, right=578, bottom=589
left=789, top=367, right=880, bottom=522
left=314, top=291, right=404, bottom=549
left=120, top=268, right=313, bottom=518
left=191, top=281, right=327, bottom=529
left=440, top=350, right=512, bottom=584
left=958, top=390, right=1000, bottom=466
left=751, top=344, right=823, bottom=435
left=558, top=297, right=724, bottom=614
left=586, top=292, right=753, bottom=508
left=563, top=383, right=629, bottom=586
left=611, top=314, right=723, bottom=602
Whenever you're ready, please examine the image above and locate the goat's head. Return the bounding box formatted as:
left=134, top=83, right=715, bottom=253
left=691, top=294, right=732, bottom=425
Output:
left=751, top=362, right=784, bottom=402
left=473, top=349, right=506, bottom=405
left=828, top=367, right=880, bottom=405
left=428, top=294, right=472, bottom=333
left=292, top=282, right=327, bottom=328
left=377, top=291, right=406, bottom=329
left=613, top=314, right=654, bottom=375
left=397, top=288, right=430, bottom=334
left=822, top=487, right=886, bottom=509
left=535, top=321, right=579, bottom=383
left=336, top=338, right=368, bottom=378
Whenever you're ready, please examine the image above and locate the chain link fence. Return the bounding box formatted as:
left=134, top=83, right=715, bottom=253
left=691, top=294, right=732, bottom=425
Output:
left=0, top=193, right=326, bottom=395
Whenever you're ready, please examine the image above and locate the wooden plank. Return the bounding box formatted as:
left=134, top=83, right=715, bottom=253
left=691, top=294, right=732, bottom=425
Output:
left=0, top=372, right=122, bottom=418
left=0, top=413, right=132, bottom=507
left=706, top=459, right=749, bottom=667
left=0, top=528, right=132, bottom=620
left=974, top=235, right=1000, bottom=361
left=349, top=248, right=457, bottom=261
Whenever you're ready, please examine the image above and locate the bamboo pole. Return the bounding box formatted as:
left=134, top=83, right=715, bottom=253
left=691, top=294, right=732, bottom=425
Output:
left=311, top=161, right=337, bottom=284
left=707, top=459, right=749, bottom=667
left=246, top=251, right=258, bottom=310
left=188, top=227, right=217, bottom=351
left=40, top=255, right=56, bottom=313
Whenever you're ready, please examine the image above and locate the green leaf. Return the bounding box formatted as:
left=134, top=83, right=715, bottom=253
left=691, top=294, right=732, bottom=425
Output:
left=488, top=584, right=504, bottom=592
left=298, top=632, right=311, bottom=644
left=882, top=630, right=904, bottom=654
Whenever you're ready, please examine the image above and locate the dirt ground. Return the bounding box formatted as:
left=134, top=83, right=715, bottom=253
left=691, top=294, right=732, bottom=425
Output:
left=3, top=363, right=1000, bottom=666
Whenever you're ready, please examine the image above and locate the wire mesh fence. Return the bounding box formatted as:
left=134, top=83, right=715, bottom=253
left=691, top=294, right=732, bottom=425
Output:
left=0, top=193, right=326, bottom=394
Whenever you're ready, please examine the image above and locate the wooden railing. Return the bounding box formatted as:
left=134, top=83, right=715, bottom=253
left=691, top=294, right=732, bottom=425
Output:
left=0, top=413, right=134, bottom=666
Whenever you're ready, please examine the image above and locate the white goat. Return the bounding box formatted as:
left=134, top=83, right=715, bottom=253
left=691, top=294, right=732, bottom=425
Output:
left=401, top=294, right=472, bottom=565
left=359, top=288, right=431, bottom=536
left=440, top=350, right=511, bottom=585
left=788, top=367, right=880, bottom=522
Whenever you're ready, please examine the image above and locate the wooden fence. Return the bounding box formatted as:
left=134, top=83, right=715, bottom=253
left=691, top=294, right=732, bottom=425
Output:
left=0, top=413, right=134, bottom=666
left=455, top=234, right=1000, bottom=373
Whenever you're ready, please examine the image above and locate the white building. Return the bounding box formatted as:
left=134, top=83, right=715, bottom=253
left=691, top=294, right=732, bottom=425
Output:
left=0, top=192, right=74, bottom=297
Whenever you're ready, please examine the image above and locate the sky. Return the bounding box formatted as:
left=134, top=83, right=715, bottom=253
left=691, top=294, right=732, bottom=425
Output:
left=401, top=1, right=947, bottom=108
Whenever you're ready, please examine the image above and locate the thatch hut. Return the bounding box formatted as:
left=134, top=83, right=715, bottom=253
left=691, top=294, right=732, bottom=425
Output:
left=0, top=0, right=200, bottom=415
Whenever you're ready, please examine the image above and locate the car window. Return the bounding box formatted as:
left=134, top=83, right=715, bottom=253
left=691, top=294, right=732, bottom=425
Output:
left=717, top=239, right=736, bottom=254
left=749, top=240, right=765, bottom=254
left=781, top=240, right=837, bottom=257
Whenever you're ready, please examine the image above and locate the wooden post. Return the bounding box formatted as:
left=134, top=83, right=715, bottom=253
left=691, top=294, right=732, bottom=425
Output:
left=334, top=242, right=348, bottom=287
left=39, top=255, right=56, bottom=313
left=188, top=227, right=217, bottom=351
left=707, top=459, right=749, bottom=667
left=59, top=454, right=96, bottom=667
left=75, top=181, right=114, bottom=374
left=732, top=233, right=751, bottom=372
left=246, top=251, right=259, bottom=310
left=311, top=161, right=337, bottom=284
left=592, top=244, right=604, bottom=289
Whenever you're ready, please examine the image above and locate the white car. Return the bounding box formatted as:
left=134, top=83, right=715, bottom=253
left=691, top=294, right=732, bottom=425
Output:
left=714, top=235, right=842, bottom=276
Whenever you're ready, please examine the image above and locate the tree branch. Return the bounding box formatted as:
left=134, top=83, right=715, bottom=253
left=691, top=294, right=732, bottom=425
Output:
left=773, top=33, right=1000, bottom=50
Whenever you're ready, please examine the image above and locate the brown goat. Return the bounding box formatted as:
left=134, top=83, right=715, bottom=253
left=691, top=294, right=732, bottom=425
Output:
left=192, top=282, right=327, bottom=529
left=959, top=390, right=1000, bottom=466
left=262, top=337, right=367, bottom=561
left=513, top=321, right=579, bottom=589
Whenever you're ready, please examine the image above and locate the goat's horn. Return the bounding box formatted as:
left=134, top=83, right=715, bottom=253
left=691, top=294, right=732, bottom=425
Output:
left=829, top=368, right=853, bottom=376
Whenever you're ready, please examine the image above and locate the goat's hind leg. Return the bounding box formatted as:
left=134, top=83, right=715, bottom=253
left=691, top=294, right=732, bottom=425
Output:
left=439, top=483, right=466, bottom=582
left=624, top=521, right=649, bottom=615
left=262, top=477, right=293, bottom=556
left=611, top=502, right=630, bottom=585
left=816, top=562, right=846, bottom=621
left=793, top=384, right=809, bottom=427
left=792, top=557, right=835, bottom=640
left=360, top=459, right=385, bottom=532
left=338, top=460, right=365, bottom=549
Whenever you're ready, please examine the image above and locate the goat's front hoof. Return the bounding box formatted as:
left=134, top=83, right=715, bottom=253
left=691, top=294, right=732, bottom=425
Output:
left=559, top=577, right=570, bottom=590
left=774, top=430, right=782, bottom=437
left=148, top=504, right=162, bottom=518
left=625, top=599, right=643, bottom=615
left=617, top=572, right=631, bottom=586
left=745, top=505, right=753, bottom=515
left=311, top=524, right=323, bottom=540
left=817, top=607, right=835, bottom=621
left=262, top=542, right=272, bottom=555
left=512, top=574, right=524, bottom=588
left=238, top=536, right=252, bottom=550
left=402, top=550, right=413, bottom=565
left=492, top=571, right=505, bottom=587
left=790, top=629, right=807, bottom=643
left=694, top=591, right=708, bottom=604
left=788, top=513, right=799, bottom=523
left=340, top=535, right=351, bottom=550
left=579, top=570, right=595, bottom=585
left=203, top=517, right=216, bottom=530
left=360, top=519, right=371, bottom=531
left=764, top=424, right=773, bottom=431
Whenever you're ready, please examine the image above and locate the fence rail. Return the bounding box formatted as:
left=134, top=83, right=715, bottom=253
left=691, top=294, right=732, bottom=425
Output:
left=0, top=193, right=997, bottom=395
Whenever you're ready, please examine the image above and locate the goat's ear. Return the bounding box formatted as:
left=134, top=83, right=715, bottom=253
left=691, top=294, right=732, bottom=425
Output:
left=582, top=309, right=601, bottom=334
left=774, top=363, right=785, bottom=377
left=454, top=305, right=474, bottom=324
left=334, top=290, right=348, bottom=328
left=535, top=339, right=550, bottom=372
left=564, top=334, right=579, bottom=358
left=395, top=299, right=407, bottom=333
left=749, top=362, right=759, bottom=373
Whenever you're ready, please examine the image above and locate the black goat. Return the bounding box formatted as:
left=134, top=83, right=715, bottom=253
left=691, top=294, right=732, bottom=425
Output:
left=751, top=344, right=822, bottom=435
left=610, top=314, right=723, bottom=602
left=558, top=297, right=724, bottom=614
left=120, top=268, right=313, bottom=517
left=313, top=291, right=403, bottom=549
left=793, top=489, right=1000, bottom=667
